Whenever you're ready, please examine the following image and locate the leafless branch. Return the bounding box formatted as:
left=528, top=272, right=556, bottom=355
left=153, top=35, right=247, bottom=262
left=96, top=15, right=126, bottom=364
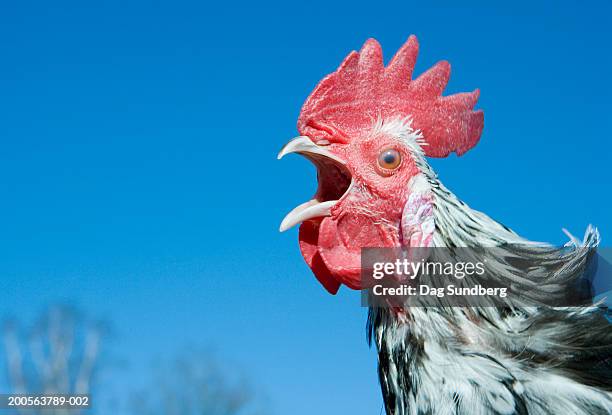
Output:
left=2, top=306, right=107, bottom=415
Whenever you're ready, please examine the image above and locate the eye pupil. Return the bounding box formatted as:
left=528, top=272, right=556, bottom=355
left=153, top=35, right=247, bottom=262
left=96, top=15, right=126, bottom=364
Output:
left=383, top=153, right=396, bottom=164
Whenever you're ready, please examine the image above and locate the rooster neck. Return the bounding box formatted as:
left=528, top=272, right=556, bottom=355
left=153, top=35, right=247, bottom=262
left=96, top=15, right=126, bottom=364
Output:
left=367, top=306, right=500, bottom=415
left=368, top=305, right=612, bottom=415
left=365, top=158, right=612, bottom=414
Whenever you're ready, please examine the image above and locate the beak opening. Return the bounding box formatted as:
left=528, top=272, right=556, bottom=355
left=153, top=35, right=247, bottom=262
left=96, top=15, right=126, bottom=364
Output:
left=277, top=136, right=352, bottom=232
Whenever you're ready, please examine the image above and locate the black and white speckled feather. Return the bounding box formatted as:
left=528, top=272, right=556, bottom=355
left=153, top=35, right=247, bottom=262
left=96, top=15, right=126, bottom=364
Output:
left=367, top=125, right=612, bottom=415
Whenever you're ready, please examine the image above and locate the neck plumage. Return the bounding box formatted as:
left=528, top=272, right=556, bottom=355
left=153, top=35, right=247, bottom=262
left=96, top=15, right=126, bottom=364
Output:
left=366, top=162, right=608, bottom=415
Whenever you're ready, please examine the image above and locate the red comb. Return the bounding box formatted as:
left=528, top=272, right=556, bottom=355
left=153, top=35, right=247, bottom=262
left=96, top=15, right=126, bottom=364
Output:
left=297, top=36, right=484, bottom=157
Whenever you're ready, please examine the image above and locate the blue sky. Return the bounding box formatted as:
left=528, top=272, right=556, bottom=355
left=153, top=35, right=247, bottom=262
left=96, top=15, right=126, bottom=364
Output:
left=0, top=1, right=610, bottom=414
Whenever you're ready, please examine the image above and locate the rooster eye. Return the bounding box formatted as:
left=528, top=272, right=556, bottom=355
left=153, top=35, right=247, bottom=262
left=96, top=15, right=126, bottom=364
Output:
left=377, top=148, right=402, bottom=171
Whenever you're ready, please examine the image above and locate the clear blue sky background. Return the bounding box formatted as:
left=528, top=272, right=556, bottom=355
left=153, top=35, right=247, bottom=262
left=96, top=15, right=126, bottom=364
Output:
left=0, top=1, right=610, bottom=414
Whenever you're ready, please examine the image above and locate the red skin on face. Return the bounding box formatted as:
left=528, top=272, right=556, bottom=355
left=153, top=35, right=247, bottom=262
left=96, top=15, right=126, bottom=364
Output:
left=299, top=134, right=420, bottom=292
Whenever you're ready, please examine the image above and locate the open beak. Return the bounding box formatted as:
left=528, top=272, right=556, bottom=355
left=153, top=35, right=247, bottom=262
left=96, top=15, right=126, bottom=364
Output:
left=277, top=136, right=352, bottom=232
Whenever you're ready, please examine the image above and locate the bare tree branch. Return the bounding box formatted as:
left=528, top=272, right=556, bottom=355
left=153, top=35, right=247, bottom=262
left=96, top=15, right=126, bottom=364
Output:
left=2, top=305, right=108, bottom=415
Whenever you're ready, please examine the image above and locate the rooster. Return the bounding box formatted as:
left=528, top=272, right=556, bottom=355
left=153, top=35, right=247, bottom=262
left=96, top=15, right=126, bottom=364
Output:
left=278, top=36, right=612, bottom=414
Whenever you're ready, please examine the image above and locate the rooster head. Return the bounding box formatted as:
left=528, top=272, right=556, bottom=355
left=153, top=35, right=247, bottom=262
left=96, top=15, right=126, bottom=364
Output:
left=279, top=36, right=483, bottom=294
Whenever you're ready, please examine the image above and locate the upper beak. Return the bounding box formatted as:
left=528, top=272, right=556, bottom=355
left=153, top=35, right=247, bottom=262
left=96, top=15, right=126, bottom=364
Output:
left=277, top=136, right=344, bottom=164
left=277, top=136, right=348, bottom=232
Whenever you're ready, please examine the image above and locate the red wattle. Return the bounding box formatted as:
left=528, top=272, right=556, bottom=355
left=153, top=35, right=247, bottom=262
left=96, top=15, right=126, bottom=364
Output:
left=317, top=218, right=363, bottom=290
left=298, top=220, right=341, bottom=294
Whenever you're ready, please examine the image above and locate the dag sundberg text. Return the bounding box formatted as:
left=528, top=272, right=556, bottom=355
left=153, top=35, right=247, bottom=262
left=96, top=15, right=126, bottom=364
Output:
left=373, top=284, right=508, bottom=298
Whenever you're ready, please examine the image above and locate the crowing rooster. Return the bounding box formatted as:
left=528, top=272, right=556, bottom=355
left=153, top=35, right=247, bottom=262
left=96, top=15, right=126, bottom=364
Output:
left=278, top=36, right=612, bottom=414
